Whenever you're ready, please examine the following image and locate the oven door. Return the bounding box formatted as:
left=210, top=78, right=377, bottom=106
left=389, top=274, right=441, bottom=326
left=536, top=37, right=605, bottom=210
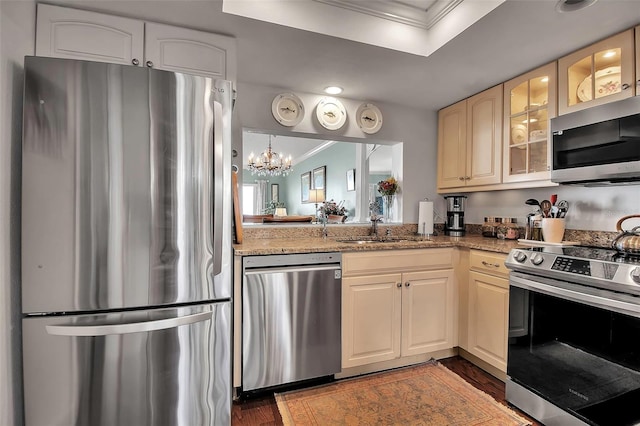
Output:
left=508, top=272, right=640, bottom=426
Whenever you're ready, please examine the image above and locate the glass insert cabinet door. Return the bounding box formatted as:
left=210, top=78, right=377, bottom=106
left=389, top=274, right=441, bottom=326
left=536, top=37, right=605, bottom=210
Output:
left=558, top=29, right=635, bottom=115
left=503, top=62, right=556, bottom=183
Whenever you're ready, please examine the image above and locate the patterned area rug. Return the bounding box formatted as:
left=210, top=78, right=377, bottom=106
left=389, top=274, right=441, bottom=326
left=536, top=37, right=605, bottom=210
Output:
left=275, top=360, right=531, bottom=425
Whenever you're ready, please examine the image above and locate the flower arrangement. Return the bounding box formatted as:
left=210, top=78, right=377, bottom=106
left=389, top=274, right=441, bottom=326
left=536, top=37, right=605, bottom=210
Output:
left=262, top=200, right=285, bottom=215
left=377, top=176, right=399, bottom=196
left=320, top=199, right=347, bottom=216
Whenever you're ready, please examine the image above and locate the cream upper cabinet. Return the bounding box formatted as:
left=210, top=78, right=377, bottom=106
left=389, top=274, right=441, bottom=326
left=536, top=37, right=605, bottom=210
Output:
left=503, top=62, right=557, bottom=183
left=437, top=101, right=467, bottom=189
left=466, top=250, right=509, bottom=373
left=437, top=85, right=503, bottom=191
left=35, top=4, right=144, bottom=66
left=36, top=4, right=236, bottom=82
left=558, top=29, right=635, bottom=115
left=636, top=26, right=640, bottom=94
left=144, top=23, right=236, bottom=81
left=341, top=249, right=456, bottom=369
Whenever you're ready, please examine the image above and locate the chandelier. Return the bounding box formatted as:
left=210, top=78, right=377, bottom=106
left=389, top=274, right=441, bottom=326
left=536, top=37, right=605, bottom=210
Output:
left=247, top=135, right=292, bottom=177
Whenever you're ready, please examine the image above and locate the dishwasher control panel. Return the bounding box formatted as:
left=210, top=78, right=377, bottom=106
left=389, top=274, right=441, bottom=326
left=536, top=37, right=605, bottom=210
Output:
left=243, top=252, right=341, bottom=269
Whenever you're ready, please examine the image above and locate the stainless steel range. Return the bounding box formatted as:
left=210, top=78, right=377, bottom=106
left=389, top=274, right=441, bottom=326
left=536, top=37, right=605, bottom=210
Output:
left=505, top=246, right=640, bottom=426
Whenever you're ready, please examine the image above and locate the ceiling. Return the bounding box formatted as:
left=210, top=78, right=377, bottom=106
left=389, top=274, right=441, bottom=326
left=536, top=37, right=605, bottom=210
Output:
left=216, top=0, right=640, bottom=110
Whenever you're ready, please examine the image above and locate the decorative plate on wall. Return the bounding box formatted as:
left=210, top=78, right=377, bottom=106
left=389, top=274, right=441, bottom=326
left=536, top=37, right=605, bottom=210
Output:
left=316, top=97, right=347, bottom=130
left=356, top=103, right=383, bottom=134
left=271, top=93, right=305, bottom=126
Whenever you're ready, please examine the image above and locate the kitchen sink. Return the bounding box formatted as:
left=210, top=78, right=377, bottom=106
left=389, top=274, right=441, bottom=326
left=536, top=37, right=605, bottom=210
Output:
left=336, top=238, right=411, bottom=244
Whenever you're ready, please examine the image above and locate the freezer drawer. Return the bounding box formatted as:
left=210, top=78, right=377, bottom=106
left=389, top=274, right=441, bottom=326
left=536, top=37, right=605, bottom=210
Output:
left=242, top=255, right=342, bottom=391
left=22, top=302, right=231, bottom=426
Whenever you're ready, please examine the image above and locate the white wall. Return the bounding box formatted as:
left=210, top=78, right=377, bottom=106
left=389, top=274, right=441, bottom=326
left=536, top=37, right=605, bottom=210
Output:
left=1, top=2, right=35, bottom=424
left=1, top=1, right=639, bottom=424
left=234, top=81, right=439, bottom=223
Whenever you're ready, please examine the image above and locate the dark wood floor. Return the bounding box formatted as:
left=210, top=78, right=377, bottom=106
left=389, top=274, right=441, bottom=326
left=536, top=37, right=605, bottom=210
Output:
left=232, top=356, right=541, bottom=425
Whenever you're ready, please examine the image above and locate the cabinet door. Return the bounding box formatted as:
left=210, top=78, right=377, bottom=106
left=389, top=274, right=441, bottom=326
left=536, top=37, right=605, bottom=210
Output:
left=467, top=271, right=509, bottom=372
left=437, top=101, right=467, bottom=189
left=144, top=23, right=237, bottom=82
left=401, top=270, right=455, bottom=357
left=35, top=4, right=144, bottom=66
left=503, top=62, right=556, bottom=183
left=636, top=26, right=640, bottom=95
left=342, top=274, right=402, bottom=368
left=558, top=29, right=634, bottom=115
left=466, top=85, right=502, bottom=186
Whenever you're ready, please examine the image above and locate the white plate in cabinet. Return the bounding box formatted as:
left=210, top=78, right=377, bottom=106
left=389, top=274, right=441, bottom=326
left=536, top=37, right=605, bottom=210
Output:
left=558, top=29, right=635, bottom=115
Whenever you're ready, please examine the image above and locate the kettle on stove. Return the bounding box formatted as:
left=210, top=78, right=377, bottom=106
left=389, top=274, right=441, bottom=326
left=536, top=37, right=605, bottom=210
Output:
left=612, top=214, right=640, bottom=255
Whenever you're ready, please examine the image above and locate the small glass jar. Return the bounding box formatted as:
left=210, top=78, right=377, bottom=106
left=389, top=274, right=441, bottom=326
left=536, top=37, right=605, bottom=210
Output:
left=497, top=217, right=519, bottom=240
left=505, top=218, right=519, bottom=240
left=482, top=216, right=500, bottom=238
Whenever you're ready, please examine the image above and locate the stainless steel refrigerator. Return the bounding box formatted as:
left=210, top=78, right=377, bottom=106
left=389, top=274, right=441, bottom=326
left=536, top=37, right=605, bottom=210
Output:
left=20, top=56, right=233, bottom=426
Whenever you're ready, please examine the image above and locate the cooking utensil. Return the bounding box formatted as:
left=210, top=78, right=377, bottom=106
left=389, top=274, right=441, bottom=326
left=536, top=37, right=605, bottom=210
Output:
left=556, top=200, right=569, bottom=218
left=525, top=199, right=540, bottom=214
left=612, top=214, right=640, bottom=254
left=550, top=194, right=558, bottom=206
left=540, top=200, right=552, bottom=218
left=550, top=206, right=559, bottom=218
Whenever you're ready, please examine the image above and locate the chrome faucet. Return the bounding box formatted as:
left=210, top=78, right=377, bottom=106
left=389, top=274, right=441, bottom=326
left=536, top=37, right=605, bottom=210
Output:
left=369, top=201, right=382, bottom=238
left=322, top=215, right=328, bottom=239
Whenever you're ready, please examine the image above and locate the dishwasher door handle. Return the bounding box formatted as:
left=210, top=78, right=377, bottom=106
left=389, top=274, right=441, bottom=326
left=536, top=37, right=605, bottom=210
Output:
left=244, top=264, right=341, bottom=275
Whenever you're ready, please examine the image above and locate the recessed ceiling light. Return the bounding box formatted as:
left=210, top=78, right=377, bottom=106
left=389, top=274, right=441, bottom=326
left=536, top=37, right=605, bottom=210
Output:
left=555, top=0, right=598, bottom=13
left=324, top=86, right=343, bottom=95
left=603, top=51, right=616, bottom=58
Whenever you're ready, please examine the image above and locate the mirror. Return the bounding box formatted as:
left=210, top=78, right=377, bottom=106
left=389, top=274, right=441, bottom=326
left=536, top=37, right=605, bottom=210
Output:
left=241, top=129, right=403, bottom=225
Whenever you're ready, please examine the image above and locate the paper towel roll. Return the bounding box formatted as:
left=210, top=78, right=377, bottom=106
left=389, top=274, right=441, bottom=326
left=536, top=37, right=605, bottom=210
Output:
left=418, top=201, right=434, bottom=235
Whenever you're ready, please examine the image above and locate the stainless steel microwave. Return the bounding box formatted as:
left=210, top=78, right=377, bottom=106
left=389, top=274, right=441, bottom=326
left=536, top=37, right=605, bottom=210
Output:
left=550, top=96, right=640, bottom=186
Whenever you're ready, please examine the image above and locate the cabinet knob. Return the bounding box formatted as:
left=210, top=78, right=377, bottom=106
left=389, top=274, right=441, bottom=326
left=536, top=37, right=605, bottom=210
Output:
left=131, top=58, right=140, bottom=66
left=459, top=177, right=465, bottom=181
left=465, top=176, right=471, bottom=180
left=397, top=282, right=402, bottom=288
left=146, top=61, right=154, bottom=68
left=405, top=282, right=410, bottom=287
left=622, top=83, right=631, bottom=90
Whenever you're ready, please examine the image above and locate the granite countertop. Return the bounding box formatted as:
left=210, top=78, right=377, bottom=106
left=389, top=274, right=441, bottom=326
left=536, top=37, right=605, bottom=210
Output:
left=233, top=234, right=521, bottom=256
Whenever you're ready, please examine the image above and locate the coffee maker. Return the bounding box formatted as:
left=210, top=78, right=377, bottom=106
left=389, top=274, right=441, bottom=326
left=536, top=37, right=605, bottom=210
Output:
left=444, top=195, right=467, bottom=236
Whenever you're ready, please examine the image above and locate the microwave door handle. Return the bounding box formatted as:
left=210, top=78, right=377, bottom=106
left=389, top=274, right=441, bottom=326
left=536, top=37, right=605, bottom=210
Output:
left=45, top=311, right=212, bottom=337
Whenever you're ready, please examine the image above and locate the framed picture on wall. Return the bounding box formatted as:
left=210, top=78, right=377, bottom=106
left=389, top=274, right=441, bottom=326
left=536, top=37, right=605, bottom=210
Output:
left=271, top=183, right=279, bottom=203
left=312, top=166, right=326, bottom=190
left=346, top=168, right=355, bottom=191
left=301, top=172, right=311, bottom=202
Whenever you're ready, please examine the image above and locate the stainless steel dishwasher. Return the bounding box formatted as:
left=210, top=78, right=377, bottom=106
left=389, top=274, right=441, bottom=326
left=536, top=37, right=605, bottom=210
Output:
left=242, top=252, right=342, bottom=391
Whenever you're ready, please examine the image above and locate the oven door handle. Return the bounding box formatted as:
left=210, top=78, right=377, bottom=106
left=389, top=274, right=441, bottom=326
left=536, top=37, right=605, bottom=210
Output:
left=510, top=274, right=640, bottom=318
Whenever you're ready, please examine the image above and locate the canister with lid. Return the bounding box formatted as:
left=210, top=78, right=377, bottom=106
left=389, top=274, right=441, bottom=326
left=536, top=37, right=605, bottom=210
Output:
left=482, top=216, right=501, bottom=238
left=497, top=217, right=519, bottom=240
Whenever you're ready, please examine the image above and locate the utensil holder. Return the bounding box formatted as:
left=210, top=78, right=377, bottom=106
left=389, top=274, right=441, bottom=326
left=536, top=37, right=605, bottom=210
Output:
left=541, top=218, right=566, bottom=243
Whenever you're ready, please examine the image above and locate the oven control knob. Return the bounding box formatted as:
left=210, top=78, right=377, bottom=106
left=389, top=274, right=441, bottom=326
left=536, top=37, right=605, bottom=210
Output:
left=531, top=253, right=544, bottom=266
left=631, top=267, right=640, bottom=284
left=514, top=251, right=527, bottom=263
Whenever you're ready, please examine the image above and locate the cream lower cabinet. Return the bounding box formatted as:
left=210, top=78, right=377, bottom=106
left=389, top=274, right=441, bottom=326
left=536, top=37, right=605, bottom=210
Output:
left=341, top=249, right=456, bottom=369
left=466, top=250, right=509, bottom=373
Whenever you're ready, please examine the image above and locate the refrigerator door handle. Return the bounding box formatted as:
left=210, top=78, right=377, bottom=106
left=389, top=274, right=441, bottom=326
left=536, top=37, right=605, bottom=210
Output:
left=45, top=310, right=212, bottom=337
left=212, top=100, right=224, bottom=277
